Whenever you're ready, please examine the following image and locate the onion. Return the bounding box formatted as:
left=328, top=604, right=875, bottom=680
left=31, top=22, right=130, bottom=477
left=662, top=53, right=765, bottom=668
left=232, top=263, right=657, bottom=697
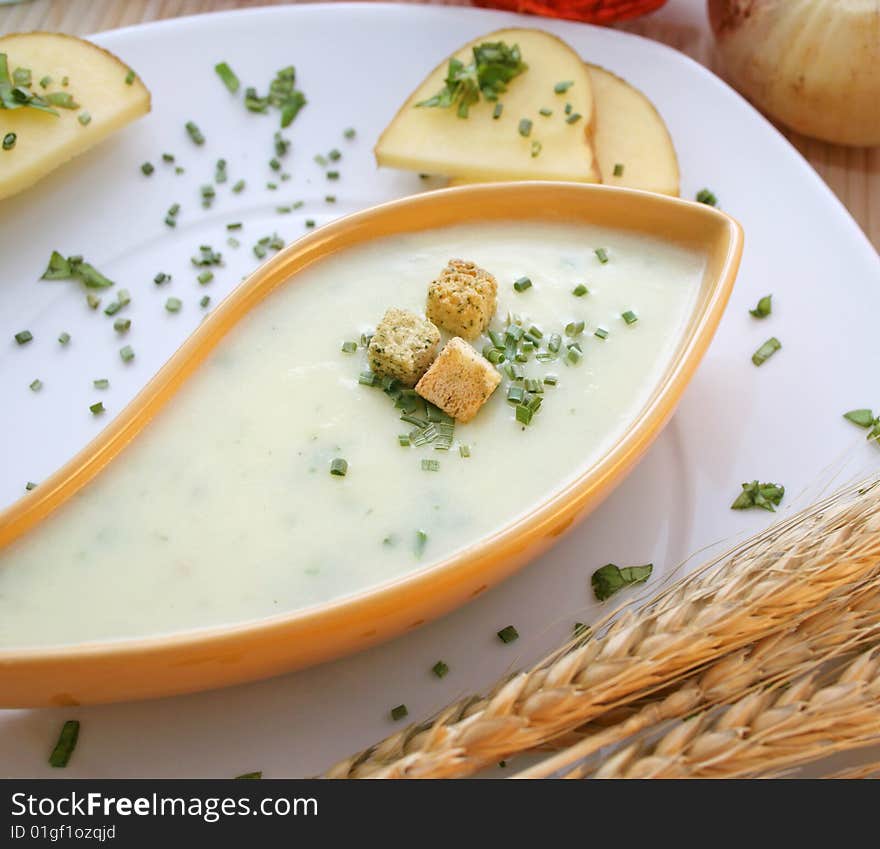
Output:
left=708, top=0, right=880, bottom=146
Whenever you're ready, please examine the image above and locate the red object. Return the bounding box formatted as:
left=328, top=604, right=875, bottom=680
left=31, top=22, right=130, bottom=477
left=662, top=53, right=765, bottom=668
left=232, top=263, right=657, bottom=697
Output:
left=473, top=0, right=667, bottom=24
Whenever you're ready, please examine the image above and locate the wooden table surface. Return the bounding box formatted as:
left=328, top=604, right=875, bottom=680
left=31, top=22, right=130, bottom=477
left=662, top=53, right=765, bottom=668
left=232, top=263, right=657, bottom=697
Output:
left=2, top=0, right=878, bottom=251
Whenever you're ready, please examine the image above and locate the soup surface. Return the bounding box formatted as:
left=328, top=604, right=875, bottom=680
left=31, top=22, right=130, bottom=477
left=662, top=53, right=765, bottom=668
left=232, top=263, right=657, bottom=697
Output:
left=0, top=221, right=704, bottom=647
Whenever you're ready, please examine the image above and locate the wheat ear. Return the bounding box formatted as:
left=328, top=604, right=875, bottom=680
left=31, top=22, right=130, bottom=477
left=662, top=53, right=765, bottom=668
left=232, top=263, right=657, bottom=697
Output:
left=517, top=578, right=880, bottom=776
left=574, top=647, right=880, bottom=779
left=327, top=480, right=880, bottom=779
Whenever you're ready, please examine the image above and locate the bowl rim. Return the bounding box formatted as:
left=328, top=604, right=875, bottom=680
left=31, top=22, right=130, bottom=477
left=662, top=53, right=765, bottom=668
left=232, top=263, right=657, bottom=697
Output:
left=0, top=182, right=743, bottom=702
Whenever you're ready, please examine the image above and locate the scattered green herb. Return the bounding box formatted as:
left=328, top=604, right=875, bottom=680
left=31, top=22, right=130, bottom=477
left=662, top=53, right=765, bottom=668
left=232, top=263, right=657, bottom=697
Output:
left=29, top=379, right=42, bottom=392
left=731, top=480, right=785, bottom=512
left=390, top=704, right=408, bottom=721
left=48, top=720, right=80, bottom=768
left=58, top=332, right=71, bottom=346
left=14, top=330, right=32, bottom=345
left=696, top=188, right=718, bottom=206
left=749, top=295, right=772, bottom=318
left=572, top=283, right=588, bottom=297
left=89, top=401, right=105, bottom=415
left=165, top=297, right=182, bottom=313
left=613, top=163, right=624, bottom=177
left=518, top=118, right=532, bottom=137
left=594, top=248, right=609, bottom=264
left=185, top=120, right=205, bottom=145
left=497, top=625, right=519, bottom=644
left=752, top=337, right=781, bottom=366
left=513, top=276, right=532, bottom=292
left=119, top=345, right=135, bottom=363
left=41, top=251, right=114, bottom=289
left=554, top=80, right=573, bottom=93
left=214, top=61, right=240, bottom=94
left=330, top=458, right=348, bottom=477
left=591, top=563, right=653, bottom=601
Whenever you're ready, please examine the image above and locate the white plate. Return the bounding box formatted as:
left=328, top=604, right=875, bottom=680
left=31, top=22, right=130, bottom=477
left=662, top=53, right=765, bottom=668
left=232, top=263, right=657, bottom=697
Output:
left=1, top=4, right=878, bottom=778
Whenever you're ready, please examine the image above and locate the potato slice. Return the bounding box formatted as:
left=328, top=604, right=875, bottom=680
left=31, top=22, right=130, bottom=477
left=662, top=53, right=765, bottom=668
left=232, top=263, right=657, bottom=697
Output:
left=375, top=28, right=599, bottom=182
left=586, top=64, right=679, bottom=197
left=448, top=63, right=679, bottom=197
left=0, top=32, right=150, bottom=201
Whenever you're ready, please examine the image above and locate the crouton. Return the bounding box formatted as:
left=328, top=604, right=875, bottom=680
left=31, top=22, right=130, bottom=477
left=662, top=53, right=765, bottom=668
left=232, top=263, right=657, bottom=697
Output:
left=415, top=337, right=501, bottom=423
left=426, top=259, right=497, bottom=340
left=368, top=307, right=441, bottom=387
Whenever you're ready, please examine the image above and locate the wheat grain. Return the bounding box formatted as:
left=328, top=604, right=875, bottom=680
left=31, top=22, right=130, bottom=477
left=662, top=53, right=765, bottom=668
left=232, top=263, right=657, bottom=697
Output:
left=579, top=648, right=880, bottom=779
left=327, top=479, right=880, bottom=779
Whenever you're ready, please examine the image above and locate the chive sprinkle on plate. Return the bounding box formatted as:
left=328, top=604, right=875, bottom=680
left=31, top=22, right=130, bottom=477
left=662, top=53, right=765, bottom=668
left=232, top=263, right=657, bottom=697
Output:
left=49, top=720, right=80, bottom=768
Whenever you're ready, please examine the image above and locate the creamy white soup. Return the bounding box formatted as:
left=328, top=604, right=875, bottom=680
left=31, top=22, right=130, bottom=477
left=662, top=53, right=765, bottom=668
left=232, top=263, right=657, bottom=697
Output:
left=0, top=221, right=704, bottom=647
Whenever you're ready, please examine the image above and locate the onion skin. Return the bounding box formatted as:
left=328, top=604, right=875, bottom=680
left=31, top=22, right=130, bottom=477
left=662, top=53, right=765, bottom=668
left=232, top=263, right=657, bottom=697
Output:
left=708, top=0, right=880, bottom=146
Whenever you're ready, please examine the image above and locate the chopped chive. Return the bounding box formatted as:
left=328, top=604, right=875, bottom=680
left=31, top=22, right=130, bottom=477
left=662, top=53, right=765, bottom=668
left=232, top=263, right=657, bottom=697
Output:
left=200, top=295, right=211, bottom=309
left=731, top=480, right=785, bottom=511
left=530, top=140, right=542, bottom=158
left=518, top=118, right=532, bottom=137
left=497, top=625, right=519, bottom=644
left=232, top=179, right=246, bottom=194
left=548, top=333, right=562, bottom=353
left=39, top=75, right=51, bottom=88
left=214, top=61, right=240, bottom=93
left=87, top=293, right=101, bottom=310
left=696, top=188, right=718, bottom=206
left=167, top=203, right=180, bottom=218
left=215, top=159, right=228, bottom=182
left=185, top=121, right=205, bottom=145
left=566, top=345, right=583, bottom=365
left=165, top=297, right=182, bottom=313
left=513, top=276, right=532, bottom=292
left=266, top=182, right=277, bottom=190
left=25, top=481, right=37, bottom=491
left=515, top=404, right=533, bottom=425
left=330, top=458, right=348, bottom=477
left=398, top=434, right=411, bottom=447
left=565, top=320, right=585, bottom=337
left=594, top=327, right=609, bottom=340
left=124, top=69, right=136, bottom=85
left=343, top=127, right=356, bottom=139
left=164, top=216, right=176, bottom=228
left=390, top=704, right=408, bottom=721
left=538, top=107, right=552, bottom=117
left=622, top=310, right=638, bottom=326
left=58, top=332, right=71, bottom=346
left=421, top=459, right=440, bottom=472
left=524, top=378, right=543, bottom=393
left=61, top=75, right=69, bottom=87
left=197, top=271, right=214, bottom=285
left=77, top=111, right=91, bottom=126
left=113, top=318, right=131, bottom=333
left=572, top=283, right=588, bottom=297
left=324, top=195, right=336, bottom=204
left=359, top=371, right=378, bottom=386
left=595, top=248, right=609, bottom=264
left=49, top=721, right=80, bottom=768
left=117, top=289, right=131, bottom=306
left=93, top=379, right=109, bottom=390
left=752, top=337, right=781, bottom=366
left=14, top=330, right=33, bottom=345
left=89, top=401, right=105, bottom=415
left=554, top=81, right=574, bottom=93
left=493, top=102, right=503, bottom=119
left=328, top=149, right=341, bottom=162
left=613, top=163, right=624, bottom=177
left=292, top=200, right=305, bottom=209
left=154, top=272, right=170, bottom=285
left=141, top=162, right=154, bottom=176
left=432, top=661, right=449, bottom=679
left=269, top=157, right=281, bottom=171
left=326, top=170, right=339, bottom=180
left=162, top=153, right=175, bottom=163
left=175, top=166, right=185, bottom=175
left=119, top=345, right=135, bottom=363
left=564, top=102, right=572, bottom=115
left=226, top=221, right=243, bottom=230
left=2, top=132, right=16, bottom=151
left=749, top=294, right=772, bottom=318
left=29, top=379, right=42, bottom=392
left=341, top=340, right=357, bottom=353
left=227, top=237, right=240, bottom=248
left=843, top=409, right=875, bottom=428
left=305, top=219, right=315, bottom=228
left=566, top=113, right=582, bottom=124
left=276, top=206, right=292, bottom=214
left=415, top=529, right=428, bottom=556
left=459, top=444, right=470, bottom=458
left=543, top=374, right=558, bottom=386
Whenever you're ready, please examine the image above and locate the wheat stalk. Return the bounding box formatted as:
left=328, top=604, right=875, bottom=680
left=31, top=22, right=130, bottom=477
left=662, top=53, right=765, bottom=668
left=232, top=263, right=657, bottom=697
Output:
left=327, top=479, right=880, bottom=779
left=571, top=647, right=880, bottom=779
left=517, top=579, right=880, bottom=776
left=828, top=761, right=880, bottom=779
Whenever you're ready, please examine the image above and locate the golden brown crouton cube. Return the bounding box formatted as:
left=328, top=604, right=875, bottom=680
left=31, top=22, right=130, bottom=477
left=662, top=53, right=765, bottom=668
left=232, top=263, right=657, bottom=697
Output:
left=415, top=337, right=501, bottom=423
left=368, top=307, right=440, bottom=387
left=426, top=259, right=497, bottom=340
